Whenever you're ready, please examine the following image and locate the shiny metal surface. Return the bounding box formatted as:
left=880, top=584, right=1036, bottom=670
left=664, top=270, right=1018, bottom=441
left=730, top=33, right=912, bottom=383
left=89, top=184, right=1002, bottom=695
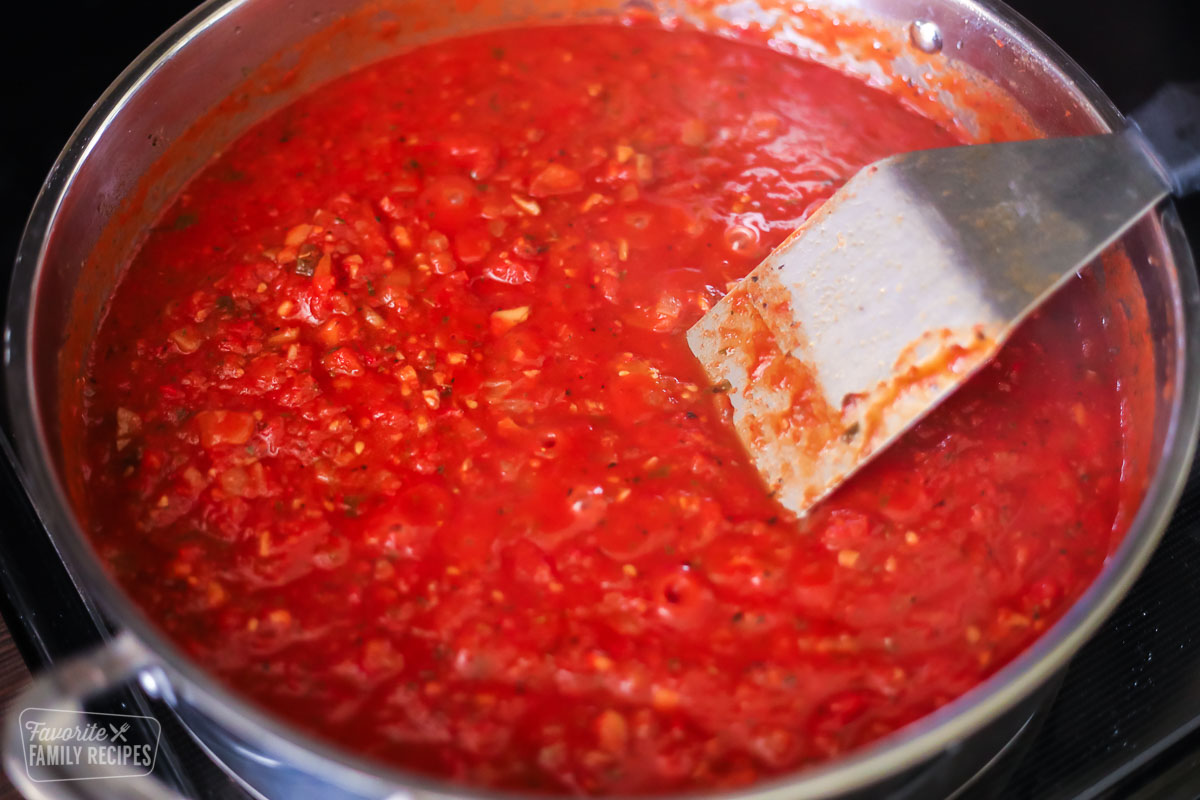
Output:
left=3, top=1, right=1198, bottom=799
left=909, top=19, right=944, bottom=53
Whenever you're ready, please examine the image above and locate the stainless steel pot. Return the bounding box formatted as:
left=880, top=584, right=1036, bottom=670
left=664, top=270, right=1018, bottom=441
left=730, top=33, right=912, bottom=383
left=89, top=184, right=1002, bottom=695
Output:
left=3, top=1, right=1198, bottom=799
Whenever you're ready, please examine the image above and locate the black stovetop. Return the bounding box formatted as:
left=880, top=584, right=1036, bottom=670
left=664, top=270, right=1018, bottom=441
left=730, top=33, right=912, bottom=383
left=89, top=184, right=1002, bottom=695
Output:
left=2, top=2, right=1199, bottom=799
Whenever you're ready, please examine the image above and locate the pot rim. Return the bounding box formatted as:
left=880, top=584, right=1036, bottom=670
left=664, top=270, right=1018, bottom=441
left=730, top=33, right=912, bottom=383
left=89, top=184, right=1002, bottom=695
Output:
left=6, top=1, right=1200, bottom=798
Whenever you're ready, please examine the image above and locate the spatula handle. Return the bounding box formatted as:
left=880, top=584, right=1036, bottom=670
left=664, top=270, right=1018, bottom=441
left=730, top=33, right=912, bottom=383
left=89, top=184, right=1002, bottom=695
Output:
left=1131, top=82, right=1200, bottom=198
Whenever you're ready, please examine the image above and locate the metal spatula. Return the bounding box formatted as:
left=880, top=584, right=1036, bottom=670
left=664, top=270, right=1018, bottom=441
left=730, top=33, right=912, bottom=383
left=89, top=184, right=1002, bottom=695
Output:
left=689, top=83, right=1200, bottom=516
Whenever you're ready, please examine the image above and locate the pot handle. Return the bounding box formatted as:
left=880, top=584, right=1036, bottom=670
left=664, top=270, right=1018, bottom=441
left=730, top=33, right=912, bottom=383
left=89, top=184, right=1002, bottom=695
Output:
left=1131, top=81, right=1200, bottom=197
left=2, top=631, right=187, bottom=800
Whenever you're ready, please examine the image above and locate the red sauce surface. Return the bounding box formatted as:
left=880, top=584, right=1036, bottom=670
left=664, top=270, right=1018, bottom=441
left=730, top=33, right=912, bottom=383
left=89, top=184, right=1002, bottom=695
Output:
left=79, top=22, right=1126, bottom=794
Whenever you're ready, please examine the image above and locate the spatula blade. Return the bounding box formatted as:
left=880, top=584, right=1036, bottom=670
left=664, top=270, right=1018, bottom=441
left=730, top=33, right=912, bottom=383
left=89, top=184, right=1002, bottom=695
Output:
left=689, top=131, right=1168, bottom=515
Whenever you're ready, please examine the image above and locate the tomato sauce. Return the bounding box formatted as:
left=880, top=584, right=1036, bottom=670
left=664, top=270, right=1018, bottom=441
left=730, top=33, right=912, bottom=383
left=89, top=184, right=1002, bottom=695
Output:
left=78, top=21, right=1126, bottom=795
